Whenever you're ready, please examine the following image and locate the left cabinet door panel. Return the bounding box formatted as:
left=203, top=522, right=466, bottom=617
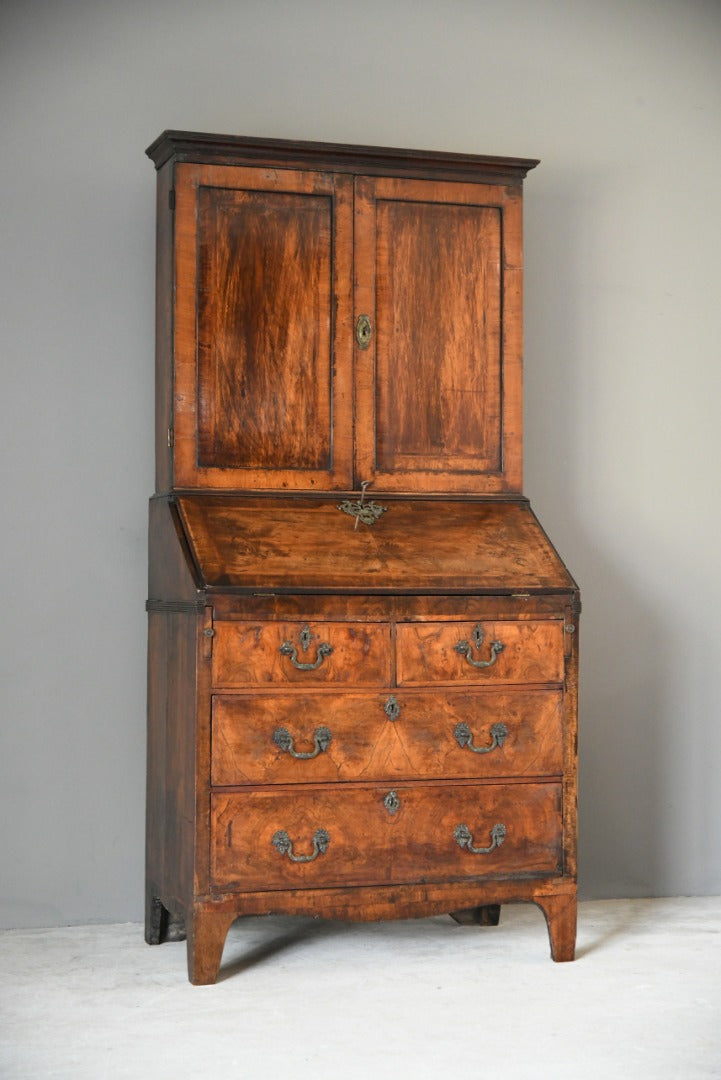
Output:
left=173, top=163, right=354, bottom=489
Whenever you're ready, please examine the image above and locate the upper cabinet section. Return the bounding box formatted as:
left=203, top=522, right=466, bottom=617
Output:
left=147, top=132, right=538, bottom=494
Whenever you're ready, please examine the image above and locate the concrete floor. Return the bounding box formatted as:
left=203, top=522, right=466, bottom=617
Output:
left=1, top=897, right=719, bottom=1079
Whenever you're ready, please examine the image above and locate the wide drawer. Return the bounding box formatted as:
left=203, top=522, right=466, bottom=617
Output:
left=211, top=781, right=562, bottom=892
left=212, top=621, right=392, bottom=687
left=396, top=620, right=565, bottom=685
left=211, top=690, right=564, bottom=785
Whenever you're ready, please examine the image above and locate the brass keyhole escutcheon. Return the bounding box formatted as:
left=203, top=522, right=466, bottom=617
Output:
left=356, top=314, right=372, bottom=349
left=384, top=696, right=400, bottom=721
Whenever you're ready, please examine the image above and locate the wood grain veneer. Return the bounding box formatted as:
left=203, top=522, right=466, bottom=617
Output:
left=145, top=133, right=579, bottom=984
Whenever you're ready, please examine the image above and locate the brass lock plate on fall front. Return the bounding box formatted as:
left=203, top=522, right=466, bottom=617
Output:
left=337, top=479, right=387, bottom=528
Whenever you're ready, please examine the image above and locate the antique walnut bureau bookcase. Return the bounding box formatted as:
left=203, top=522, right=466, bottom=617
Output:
left=145, top=131, right=580, bottom=984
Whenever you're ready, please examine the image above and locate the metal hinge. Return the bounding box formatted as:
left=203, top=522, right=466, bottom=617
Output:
left=168, top=188, right=176, bottom=211
left=563, top=618, right=575, bottom=658
left=167, top=427, right=174, bottom=448
left=202, top=609, right=215, bottom=660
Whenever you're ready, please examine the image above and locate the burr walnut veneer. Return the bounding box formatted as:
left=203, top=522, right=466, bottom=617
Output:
left=145, top=132, right=580, bottom=984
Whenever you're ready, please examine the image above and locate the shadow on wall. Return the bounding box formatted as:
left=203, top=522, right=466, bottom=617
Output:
left=524, top=173, right=678, bottom=901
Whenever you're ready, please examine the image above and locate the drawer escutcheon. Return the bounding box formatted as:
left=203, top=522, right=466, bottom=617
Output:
left=384, top=695, right=401, bottom=721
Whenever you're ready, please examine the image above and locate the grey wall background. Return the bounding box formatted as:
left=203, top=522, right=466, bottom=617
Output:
left=1, top=0, right=720, bottom=929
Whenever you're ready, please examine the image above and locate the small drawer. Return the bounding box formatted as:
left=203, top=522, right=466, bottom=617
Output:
left=212, top=621, right=392, bottom=687
left=211, top=689, right=564, bottom=785
left=396, top=620, right=565, bottom=686
left=211, top=781, right=563, bottom=892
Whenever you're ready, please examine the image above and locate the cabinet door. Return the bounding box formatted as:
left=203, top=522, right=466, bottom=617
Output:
left=173, top=164, right=353, bottom=489
left=353, top=176, right=523, bottom=493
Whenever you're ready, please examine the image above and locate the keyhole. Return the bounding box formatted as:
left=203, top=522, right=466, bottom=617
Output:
left=356, top=315, right=372, bottom=349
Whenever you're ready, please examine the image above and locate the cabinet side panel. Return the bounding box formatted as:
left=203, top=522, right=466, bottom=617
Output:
left=154, top=162, right=174, bottom=493
left=148, top=496, right=202, bottom=601
left=146, top=613, right=168, bottom=912
left=146, top=611, right=198, bottom=917
left=563, top=609, right=579, bottom=880
left=500, top=195, right=524, bottom=492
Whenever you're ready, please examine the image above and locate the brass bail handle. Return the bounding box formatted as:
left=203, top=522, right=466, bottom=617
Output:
left=454, top=624, right=505, bottom=670
left=454, top=822, right=507, bottom=855
left=273, top=725, right=332, bottom=760
left=272, top=829, right=330, bottom=864
left=279, top=625, right=333, bottom=671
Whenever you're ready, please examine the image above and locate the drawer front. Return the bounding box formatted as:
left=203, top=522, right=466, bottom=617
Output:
left=211, top=690, right=564, bottom=785
left=212, top=621, right=392, bottom=687
left=396, top=620, right=565, bottom=685
left=211, top=781, right=562, bottom=892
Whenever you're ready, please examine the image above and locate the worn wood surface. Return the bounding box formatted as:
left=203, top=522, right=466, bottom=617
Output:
left=154, top=161, right=174, bottom=493
left=196, top=185, right=332, bottom=470
left=182, top=880, right=574, bottom=983
left=396, top=620, right=565, bottom=685
left=147, top=496, right=202, bottom=602
left=354, top=176, right=516, bottom=491
left=374, top=198, right=502, bottom=474
left=186, top=905, right=237, bottom=985
left=211, top=780, right=562, bottom=892
left=212, top=621, right=392, bottom=687
left=145, top=610, right=198, bottom=936
left=146, top=134, right=578, bottom=983
left=209, top=591, right=575, bottom=622
left=536, top=890, right=577, bottom=962
left=196, top=877, right=575, bottom=921
left=172, top=163, right=353, bottom=490
left=175, top=496, right=577, bottom=593
left=156, top=148, right=529, bottom=495
left=211, top=689, right=564, bottom=785
left=562, top=617, right=580, bottom=880
left=147, top=130, right=539, bottom=185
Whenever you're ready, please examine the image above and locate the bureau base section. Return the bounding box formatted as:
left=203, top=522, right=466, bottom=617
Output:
left=153, top=878, right=577, bottom=984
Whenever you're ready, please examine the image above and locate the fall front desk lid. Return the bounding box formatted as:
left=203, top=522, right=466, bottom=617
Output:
left=174, top=494, right=577, bottom=594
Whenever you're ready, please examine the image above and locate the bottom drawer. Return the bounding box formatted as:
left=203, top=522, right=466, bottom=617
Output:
left=211, top=782, right=562, bottom=892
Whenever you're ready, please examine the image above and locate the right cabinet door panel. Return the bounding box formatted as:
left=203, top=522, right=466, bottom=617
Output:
left=353, top=175, right=523, bottom=493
